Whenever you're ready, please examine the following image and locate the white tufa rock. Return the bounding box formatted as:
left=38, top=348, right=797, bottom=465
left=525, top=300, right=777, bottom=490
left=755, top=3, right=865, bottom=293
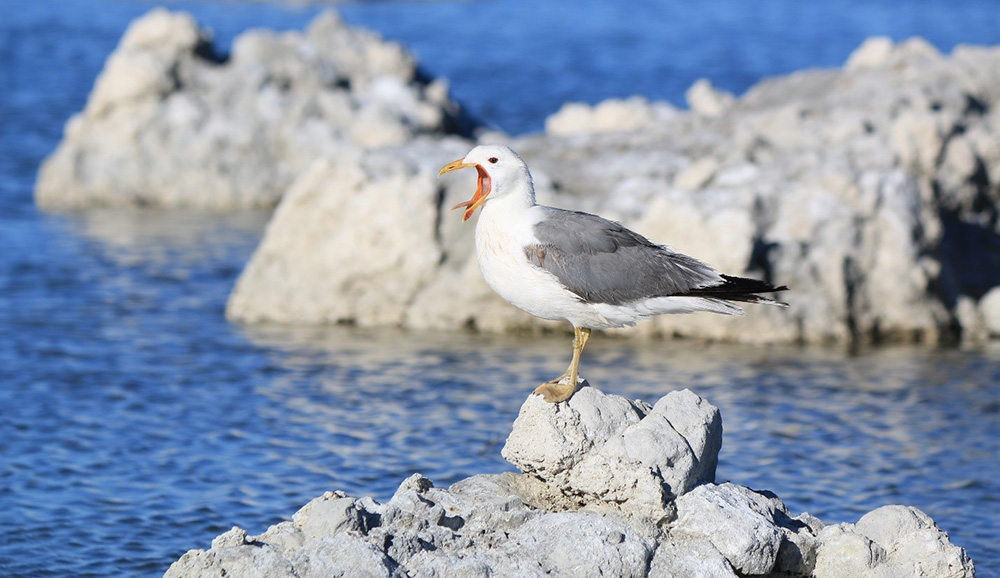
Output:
left=501, top=387, right=721, bottom=522
left=545, top=97, right=677, bottom=136
left=164, top=386, right=973, bottom=577
left=35, top=9, right=469, bottom=209
left=672, top=156, right=721, bottom=191
left=980, top=287, right=1000, bottom=336
left=814, top=505, right=974, bottom=578
left=686, top=78, right=736, bottom=117
left=845, top=36, right=896, bottom=71
left=225, top=39, right=1000, bottom=344
left=225, top=139, right=470, bottom=326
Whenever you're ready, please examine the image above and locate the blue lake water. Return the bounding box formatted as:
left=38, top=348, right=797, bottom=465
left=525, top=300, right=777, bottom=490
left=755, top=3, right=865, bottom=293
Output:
left=1, top=1, right=999, bottom=576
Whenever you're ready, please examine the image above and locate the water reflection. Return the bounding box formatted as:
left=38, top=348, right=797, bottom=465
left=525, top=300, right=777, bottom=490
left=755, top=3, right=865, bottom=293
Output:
left=64, top=208, right=271, bottom=266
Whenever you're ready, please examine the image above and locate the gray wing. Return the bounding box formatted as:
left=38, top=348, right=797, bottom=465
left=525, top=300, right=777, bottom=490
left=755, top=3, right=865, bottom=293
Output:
left=526, top=208, right=723, bottom=305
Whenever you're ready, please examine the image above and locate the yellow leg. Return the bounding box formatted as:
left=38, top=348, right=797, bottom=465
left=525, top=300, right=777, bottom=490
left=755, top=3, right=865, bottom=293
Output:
left=535, top=327, right=592, bottom=403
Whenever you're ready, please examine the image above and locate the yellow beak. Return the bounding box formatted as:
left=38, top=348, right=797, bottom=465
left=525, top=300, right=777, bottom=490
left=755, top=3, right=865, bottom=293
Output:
left=438, top=159, right=477, bottom=177
left=438, top=158, right=492, bottom=222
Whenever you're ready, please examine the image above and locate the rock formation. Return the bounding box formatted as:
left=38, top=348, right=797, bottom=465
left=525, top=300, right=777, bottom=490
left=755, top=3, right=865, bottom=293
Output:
left=225, top=36, right=1000, bottom=344
left=35, top=9, right=470, bottom=209
left=516, top=38, right=1000, bottom=345
left=164, top=386, right=975, bottom=577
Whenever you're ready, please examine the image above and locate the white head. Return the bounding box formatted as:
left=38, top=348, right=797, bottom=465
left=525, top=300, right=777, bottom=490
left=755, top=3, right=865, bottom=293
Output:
left=438, top=144, right=534, bottom=221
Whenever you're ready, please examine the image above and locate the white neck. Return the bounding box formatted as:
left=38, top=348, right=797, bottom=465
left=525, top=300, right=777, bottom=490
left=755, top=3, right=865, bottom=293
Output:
left=487, top=169, right=537, bottom=213
left=475, top=176, right=542, bottom=248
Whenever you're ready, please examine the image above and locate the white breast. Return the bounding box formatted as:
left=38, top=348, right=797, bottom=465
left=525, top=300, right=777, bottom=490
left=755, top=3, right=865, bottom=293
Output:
left=474, top=202, right=614, bottom=328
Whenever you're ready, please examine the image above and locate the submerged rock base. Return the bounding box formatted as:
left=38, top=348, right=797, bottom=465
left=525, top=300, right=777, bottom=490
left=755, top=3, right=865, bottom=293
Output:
left=165, top=386, right=974, bottom=577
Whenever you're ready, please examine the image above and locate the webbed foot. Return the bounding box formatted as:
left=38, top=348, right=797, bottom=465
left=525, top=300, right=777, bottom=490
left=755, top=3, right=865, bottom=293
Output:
left=534, top=380, right=578, bottom=403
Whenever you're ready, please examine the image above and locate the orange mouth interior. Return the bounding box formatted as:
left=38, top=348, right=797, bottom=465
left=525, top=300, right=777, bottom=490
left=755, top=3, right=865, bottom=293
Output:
left=450, top=165, right=491, bottom=221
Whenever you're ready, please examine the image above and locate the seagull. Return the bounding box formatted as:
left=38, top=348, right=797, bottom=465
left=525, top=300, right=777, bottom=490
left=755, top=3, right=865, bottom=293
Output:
left=439, top=144, right=787, bottom=403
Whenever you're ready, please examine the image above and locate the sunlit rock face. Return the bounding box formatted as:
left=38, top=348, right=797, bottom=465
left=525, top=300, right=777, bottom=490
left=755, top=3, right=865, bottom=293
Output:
left=165, top=387, right=974, bottom=578
left=228, top=36, right=1000, bottom=345
left=35, top=9, right=471, bottom=209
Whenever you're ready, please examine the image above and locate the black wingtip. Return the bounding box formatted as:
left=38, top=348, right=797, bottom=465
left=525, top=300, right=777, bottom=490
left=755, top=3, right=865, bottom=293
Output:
left=719, top=275, right=789, bottom=294
left=687, top=275, right=789, bottom=307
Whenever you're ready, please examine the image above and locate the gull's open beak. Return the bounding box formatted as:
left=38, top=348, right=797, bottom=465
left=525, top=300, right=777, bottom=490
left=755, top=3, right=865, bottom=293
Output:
left=439, top=159, right=491, bottom=222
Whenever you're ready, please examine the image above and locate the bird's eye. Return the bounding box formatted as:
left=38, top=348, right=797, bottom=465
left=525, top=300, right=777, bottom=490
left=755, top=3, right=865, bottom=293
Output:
left=488, top=157, right=499, bottom=164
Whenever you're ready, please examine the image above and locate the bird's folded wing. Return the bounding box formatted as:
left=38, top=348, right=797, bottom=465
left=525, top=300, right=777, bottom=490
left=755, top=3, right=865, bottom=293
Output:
left=526, top=208, right=724, bottom=305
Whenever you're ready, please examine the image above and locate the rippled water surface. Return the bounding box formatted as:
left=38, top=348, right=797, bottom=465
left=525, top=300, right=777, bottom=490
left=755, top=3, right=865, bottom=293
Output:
left=2, top=1, right=999, bottom=576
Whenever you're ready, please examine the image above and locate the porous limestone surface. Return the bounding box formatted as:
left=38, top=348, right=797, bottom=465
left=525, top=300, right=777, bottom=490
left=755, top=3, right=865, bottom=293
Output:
left=225, top=37, right=1000, bottom=344
left=164, top=386, right=974, bottom=578
left=35, top=9, right=469, bottom=209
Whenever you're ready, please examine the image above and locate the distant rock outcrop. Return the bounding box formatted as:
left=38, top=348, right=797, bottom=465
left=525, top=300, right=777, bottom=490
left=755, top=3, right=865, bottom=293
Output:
left=35, top=9, right=470, bottom=209
left=164, top=386, right=975, bottom=577
left=227, top=37, right=1000, bottom=344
